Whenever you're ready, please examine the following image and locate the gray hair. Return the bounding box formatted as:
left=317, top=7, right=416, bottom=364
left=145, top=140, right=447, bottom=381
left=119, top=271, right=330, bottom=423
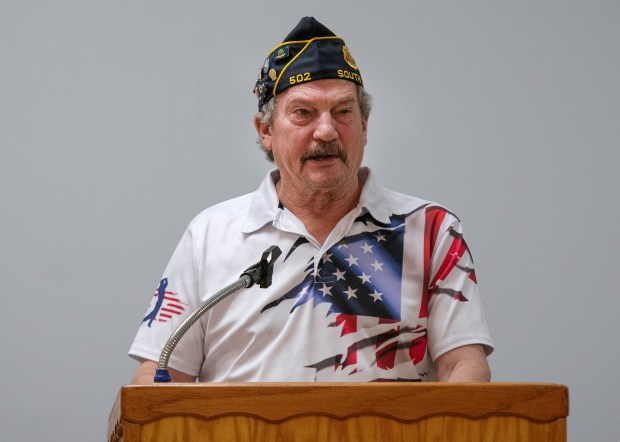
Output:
left=255, top=85, right=373, bottom=162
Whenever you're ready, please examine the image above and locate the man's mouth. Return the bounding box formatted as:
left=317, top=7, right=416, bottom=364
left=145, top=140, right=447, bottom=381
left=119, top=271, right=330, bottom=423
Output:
left=307, top=154, right=339, bottom=161
left=302, top=142, right=347, bottom=163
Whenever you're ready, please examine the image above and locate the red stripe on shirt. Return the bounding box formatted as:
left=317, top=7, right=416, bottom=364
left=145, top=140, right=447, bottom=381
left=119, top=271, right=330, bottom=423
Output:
left=336, top=314, right=358, bottom=336
left=420, top=207, right=447, bottom=318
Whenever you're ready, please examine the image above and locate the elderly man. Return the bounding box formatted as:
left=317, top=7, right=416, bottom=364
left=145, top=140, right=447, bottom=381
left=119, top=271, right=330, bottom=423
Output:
left=130, top=17, right=493, bottom=384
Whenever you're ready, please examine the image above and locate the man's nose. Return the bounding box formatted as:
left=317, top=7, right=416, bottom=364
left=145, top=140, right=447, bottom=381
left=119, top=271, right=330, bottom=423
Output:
left=313, top=112, right=338, bottom=141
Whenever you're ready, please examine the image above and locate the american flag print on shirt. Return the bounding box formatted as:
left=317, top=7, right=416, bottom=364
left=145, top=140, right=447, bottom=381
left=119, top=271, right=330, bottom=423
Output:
left=142, top=278, right=188, bottom=327
left=263, top=206, right=473, bottom=381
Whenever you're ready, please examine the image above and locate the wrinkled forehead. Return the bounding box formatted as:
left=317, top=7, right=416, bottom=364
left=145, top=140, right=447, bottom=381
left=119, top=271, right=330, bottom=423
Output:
left=276, top=79, right=359, bottom=107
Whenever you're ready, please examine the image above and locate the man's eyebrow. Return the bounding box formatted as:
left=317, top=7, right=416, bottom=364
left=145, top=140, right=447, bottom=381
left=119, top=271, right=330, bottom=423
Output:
left=287, top=96, right=357, bottom=107
left=336, top=96, right=356, bottom=105
left=286, top=98, right=313, bottom=107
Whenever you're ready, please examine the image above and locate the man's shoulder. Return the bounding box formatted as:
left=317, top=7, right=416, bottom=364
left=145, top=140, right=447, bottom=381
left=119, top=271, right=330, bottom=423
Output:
left=373, top=185, right=444, bottom=215
left=359, top=168, right=460, bottom=224
left=375, top=187, right=462, bottom=229
left=381, top=186, right=432, bottom=209
left=187, top=191, right=256, bottom=229
left=183, top=170, right=279, bottom=236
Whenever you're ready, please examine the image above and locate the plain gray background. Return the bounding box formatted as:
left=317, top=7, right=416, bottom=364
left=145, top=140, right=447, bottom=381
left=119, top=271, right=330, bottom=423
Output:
left=1, top=1, right=618, bottom=440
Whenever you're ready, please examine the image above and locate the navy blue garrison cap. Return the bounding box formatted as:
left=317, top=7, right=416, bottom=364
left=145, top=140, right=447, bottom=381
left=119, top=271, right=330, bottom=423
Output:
left=253, top=17, right=364, bottom=110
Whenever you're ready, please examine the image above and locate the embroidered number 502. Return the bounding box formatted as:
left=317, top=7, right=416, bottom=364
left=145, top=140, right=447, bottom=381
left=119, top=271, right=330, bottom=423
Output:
left=289, top=72, right=311, bottom=85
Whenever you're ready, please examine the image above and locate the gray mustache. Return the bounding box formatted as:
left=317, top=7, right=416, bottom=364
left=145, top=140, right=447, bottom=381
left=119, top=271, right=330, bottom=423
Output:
left=302, top=142, right=347, bottom=162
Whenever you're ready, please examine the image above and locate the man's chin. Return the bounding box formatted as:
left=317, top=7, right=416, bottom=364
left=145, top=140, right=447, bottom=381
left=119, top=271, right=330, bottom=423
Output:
left=302, top=164, right=351, bottom=189
left=303, top=156, right=344, bottom=169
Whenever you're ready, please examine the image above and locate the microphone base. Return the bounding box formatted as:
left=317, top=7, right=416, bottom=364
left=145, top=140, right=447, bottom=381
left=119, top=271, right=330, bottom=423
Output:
left=154, top=368, right=172, bottom=383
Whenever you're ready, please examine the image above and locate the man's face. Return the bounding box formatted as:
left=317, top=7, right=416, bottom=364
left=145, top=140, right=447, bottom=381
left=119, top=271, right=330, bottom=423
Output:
left=256, top=79, right=368, bottom=196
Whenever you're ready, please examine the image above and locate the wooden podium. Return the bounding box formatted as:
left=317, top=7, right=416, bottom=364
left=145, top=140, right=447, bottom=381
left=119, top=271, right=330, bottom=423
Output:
left=108, top=383, right=568, bottom=441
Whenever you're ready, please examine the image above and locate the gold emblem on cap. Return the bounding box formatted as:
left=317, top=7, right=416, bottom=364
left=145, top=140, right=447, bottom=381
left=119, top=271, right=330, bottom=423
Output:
left=342, top=46, right=358, bottom=70
left=268, top=69, right=277, bottom=81
left=274, top=46, right=290, bottom=60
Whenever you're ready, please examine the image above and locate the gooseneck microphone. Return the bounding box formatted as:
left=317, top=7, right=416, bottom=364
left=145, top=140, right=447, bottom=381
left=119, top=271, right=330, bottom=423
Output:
left=154, top=245, right=282, bottom=382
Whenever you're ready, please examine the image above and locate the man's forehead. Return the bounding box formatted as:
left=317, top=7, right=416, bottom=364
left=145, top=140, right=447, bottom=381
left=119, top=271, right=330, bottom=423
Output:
left=279, top=79, right=358, bottom=104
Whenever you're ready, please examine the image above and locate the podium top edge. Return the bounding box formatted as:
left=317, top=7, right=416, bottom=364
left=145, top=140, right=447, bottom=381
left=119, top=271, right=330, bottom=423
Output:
left=116, top=382, right=569, bottom=424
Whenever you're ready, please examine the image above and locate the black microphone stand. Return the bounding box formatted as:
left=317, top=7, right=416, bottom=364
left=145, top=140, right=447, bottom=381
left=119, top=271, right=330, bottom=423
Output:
left=154, top=245, right=282, bottom=382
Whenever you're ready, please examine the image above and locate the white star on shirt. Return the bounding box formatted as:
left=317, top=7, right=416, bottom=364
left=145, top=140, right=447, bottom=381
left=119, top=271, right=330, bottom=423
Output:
left=344, top=286, right=358, bottom=299
left=322, top=253, right=333, bottom=263
left=345, top=254, right=359, bottom=267
left=334, top=268, right=347, bottom=281
left=360, top=242, right=374, bottom=254
left=360, top=273, right=372, bottom=284
left=369, top=290, right=383, bottom=302
left=319, top=284, right=332, bottom=297
left=375, top=233, right=387, bottom=242
left=371, top=260, right=384, bottom=271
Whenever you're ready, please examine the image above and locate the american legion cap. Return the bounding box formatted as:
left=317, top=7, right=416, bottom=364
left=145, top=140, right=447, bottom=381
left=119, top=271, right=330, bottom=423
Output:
left=253, top=16, right=364, bottom=111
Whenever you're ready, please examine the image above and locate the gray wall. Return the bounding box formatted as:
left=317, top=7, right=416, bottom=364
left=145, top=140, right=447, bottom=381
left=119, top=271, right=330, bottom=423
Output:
left=2, top=1, right=618, bottom=440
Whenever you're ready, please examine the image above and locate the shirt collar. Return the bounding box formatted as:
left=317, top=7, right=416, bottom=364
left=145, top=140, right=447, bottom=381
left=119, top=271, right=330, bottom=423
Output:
left=357, top=167, right=392, bottom=225
left=241, top=169, right=281, bottom=234
left=241, top=167, right=391, bottom=234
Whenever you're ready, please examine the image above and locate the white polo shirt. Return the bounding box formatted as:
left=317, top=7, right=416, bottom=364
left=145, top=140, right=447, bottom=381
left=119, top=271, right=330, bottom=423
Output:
left=129, top=167, right=493, bottom=381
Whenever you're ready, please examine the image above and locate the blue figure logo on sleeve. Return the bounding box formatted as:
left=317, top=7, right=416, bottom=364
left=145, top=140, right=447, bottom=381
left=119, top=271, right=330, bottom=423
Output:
left=142, top=278, right=188, bottom=327
left=143, top=278, right=167, bottom=327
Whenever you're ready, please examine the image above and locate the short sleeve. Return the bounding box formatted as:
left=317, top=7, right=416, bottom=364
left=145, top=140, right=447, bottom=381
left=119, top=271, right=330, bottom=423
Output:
left=426, top=218, right=494, bottom=361
left=128, top=227, right=205, bottom=376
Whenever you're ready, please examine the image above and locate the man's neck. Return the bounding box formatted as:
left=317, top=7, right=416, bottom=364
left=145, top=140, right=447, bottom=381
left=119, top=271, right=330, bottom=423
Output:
left=276, top=173, right=364, bottom=245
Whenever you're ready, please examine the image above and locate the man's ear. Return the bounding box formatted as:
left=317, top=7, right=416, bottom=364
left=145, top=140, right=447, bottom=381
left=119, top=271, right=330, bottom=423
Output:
left=254, top=114, right=273, bottom=150
left=361, top=116, right=368, bottom=146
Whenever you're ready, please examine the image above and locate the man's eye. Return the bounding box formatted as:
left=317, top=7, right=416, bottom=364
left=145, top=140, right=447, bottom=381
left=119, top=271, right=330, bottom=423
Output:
left=294, top=108, right=310, bottom=116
